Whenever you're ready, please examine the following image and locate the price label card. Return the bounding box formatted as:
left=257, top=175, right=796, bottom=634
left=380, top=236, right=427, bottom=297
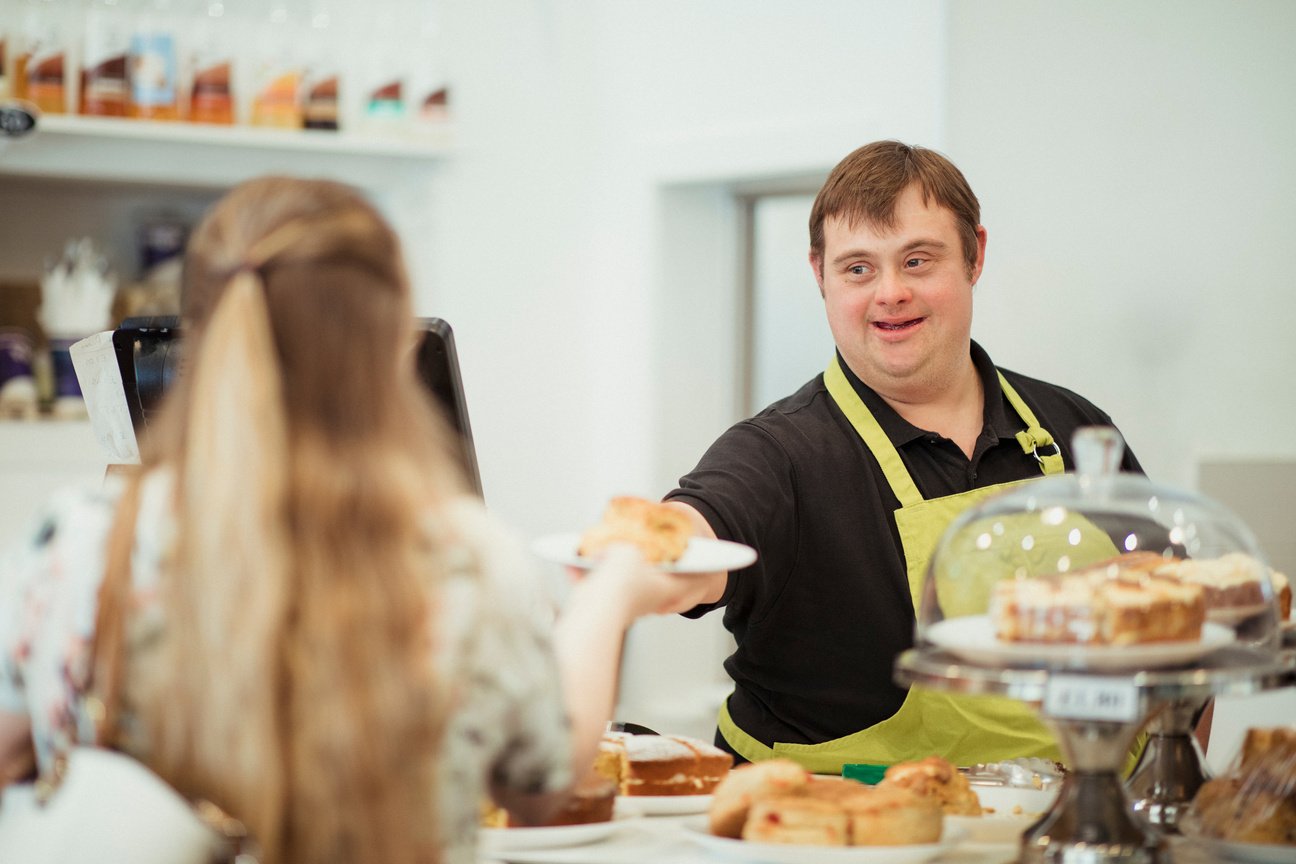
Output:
left=1043, top=675, right=1140, bottom=722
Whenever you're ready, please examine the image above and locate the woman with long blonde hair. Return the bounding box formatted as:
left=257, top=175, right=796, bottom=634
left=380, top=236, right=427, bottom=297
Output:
left=0, top=177, right=690, bottom=864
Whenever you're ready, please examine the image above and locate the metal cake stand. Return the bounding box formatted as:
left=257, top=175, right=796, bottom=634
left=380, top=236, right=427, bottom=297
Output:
left=894, top=646, right=1296, bottom=864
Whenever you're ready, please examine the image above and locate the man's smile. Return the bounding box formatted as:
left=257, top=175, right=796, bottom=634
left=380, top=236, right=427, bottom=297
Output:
left=873, top=317, right=926, bottom=333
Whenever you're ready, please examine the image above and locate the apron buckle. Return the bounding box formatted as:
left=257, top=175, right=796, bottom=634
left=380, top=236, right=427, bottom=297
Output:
left=1031, top=441, right=1061, bottom=467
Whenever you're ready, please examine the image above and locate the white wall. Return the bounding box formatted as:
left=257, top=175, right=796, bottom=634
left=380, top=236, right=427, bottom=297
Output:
left=412, top=0, right=947, bottom=537
left=404, top=0, right=946, bottom=734
left=942, top=0, right=1296, bottom=766
left=945, top=0, right=1296, bottom=492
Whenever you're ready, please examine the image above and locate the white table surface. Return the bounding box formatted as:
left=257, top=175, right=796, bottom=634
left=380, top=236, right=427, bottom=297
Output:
left=478, top=813, right=1014, bottom=864
left=476, top=812, right=1220, bottom=864
left=1, top=783, right=1219, bottom=864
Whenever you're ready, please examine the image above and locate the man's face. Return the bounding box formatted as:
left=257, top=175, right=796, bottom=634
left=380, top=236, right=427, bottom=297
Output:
left=810, top=184, right=986, bottom=402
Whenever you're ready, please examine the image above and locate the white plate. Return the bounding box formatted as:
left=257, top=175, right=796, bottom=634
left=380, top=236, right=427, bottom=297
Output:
left=925, top=615, right=1235, bottom=671
left=946, top=785, right=1057, bottom=844
left=479, top=819, right=621, bottom=853
left=970, top=784, right=1058, bottom=818
left=532, top=533, right=757, bottom=574
left=684, top=824, right=967, bottom=864
left=614, top=793, right=713, bottom=816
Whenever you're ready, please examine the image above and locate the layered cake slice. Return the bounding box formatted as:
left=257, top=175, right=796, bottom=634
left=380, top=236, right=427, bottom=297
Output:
left=595, top=731, right=733, bottom=796
left=990, top=553, right=1206, bottom=645
left=1154, top=553, right=1292, bottom=621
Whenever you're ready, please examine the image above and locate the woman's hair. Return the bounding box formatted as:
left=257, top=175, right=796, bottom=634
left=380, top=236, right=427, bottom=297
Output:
left=94, top=177, right=466, bottom=864
left=808, top=140, right=982, bottom=276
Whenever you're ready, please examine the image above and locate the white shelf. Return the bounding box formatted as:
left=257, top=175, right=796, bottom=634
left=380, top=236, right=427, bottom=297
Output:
left=0, top=114, right=453, bottom=191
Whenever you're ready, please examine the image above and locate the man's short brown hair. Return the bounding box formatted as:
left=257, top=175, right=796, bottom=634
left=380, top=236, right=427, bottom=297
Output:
left=809, top=140, right=981, bottom=274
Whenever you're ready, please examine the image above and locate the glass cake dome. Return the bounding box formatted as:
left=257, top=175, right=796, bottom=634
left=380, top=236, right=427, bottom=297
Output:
left=916, top=427, right=1286, bottom=670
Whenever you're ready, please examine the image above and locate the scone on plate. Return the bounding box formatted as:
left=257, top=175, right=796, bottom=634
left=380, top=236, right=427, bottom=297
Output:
left=743, top=797, right=848, bottom=845
left=880, top=755, right=982, bottom=816
left=709, top=759, right=811, bottom=838
left=840, top=785, right=943, bottom=846
left=578, top=496, right=692, bottom=564
left=708, top=759, right=944, bottom=846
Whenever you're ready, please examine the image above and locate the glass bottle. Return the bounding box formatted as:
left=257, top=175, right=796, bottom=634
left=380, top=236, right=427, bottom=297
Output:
left=187, top=0, right=235, bottom=124
left=300, top=0, right=338, bottom=130
left=126, top=0, right=181, bottom=119
left=0, top=0, right=12, bottom=99
left=408, top=0, right=450, bottom=129
left=14, top=0, right=70, bottom=115
left=354, top=1, right=406, bottom=134
left=80, top=0, right=130, bottom=116
left=248, top=0, right=303, bottom=128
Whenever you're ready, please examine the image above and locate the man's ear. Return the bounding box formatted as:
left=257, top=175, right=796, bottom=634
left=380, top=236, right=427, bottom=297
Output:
left=970, top=225, right=988, bottom=286
left=809, top=250, right=825, bottom=298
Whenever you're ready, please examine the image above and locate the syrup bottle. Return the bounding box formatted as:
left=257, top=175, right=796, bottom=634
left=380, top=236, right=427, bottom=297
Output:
left=187, top=0, right=235, bottom=124
left=126, top=0, right=181, bottom=119
left=80, top=0, right=130, bottom=116
left=249, top=0, right=303, bottom=128
left=300, top=0, right=338, bottom=130
left=15, top=0, right=70, bottom=115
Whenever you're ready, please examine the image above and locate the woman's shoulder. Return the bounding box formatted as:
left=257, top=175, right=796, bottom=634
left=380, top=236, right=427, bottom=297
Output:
left=427, top=497, right=543, bottom=595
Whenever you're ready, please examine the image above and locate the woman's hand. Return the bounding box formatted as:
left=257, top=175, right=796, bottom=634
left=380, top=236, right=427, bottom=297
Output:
left=571, top=544, right=706, bottom=621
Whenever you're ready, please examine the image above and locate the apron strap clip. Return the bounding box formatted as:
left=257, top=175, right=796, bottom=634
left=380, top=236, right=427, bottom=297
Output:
left=1015, top=427, right=1062, bottom=468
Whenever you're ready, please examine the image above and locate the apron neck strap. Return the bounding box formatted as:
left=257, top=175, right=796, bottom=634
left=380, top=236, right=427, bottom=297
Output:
left=823, top=356, right=1066, bottom=508
left=824, top=355, right=924, bottom=507
left=996, top=371, right=1065, bottom=475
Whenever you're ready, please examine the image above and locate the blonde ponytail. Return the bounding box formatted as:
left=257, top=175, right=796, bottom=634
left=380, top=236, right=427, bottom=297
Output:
left=103, top=177, right=451, bottom=864
left=154, top=271, right=293, bottom=859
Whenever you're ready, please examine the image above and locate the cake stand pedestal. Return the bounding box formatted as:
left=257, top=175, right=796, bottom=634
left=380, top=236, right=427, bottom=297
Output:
left=894, top=646, right=1296, bottom=864
left=1123, top=697, right=1207, bottom=833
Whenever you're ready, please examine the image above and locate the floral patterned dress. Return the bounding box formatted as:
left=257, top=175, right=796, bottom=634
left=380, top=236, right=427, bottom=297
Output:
left=0, top=472, right=572, bottom=864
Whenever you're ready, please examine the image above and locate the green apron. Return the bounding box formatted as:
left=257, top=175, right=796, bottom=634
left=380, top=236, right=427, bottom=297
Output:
left=717, top=355, right=1118, bottom=773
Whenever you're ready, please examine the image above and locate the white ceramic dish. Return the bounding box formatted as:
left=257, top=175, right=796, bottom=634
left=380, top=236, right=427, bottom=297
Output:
left=925, top=615, right=1235, bottom=671
left=479, top=818, right=622, bottom=853
left=532, top=533, right=757, bottom=574
left=945, top=784, right=1057, bottom=844
left=684, top=824, right=967, bottom=864
left=970, top=784, right=1059, bottom=817
left=614, top=793, right=713, bottom=817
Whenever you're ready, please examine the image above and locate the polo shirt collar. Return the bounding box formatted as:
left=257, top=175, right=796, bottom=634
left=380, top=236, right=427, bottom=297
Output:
left=832, top=341, right=1015, bottom=446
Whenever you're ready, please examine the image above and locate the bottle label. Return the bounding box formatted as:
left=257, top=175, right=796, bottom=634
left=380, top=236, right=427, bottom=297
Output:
left=303, top=74, right=339, bottom=130
left=82, top=56, right=129, bottom=115
left=190, top=61, right=234, bottom=124
left=129, top=32, right=178, bottom=107
left=251, top=71, right=303, bottom=128
left=366, top=80, right=404, bottom=117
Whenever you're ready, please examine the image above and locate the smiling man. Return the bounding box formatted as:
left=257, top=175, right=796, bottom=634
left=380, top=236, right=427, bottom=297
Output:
left=658, top=140, right=1143, bottom=771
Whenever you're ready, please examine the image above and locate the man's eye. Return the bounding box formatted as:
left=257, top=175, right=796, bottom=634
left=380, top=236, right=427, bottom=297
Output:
left=848, top=264, right=870, bottom=276
left=905, top=257, right=927, bottom=268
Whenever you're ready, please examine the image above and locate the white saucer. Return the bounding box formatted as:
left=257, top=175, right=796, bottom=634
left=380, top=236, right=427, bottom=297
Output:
left=532, top=533, right=756, bottom=574
left=926, top=615, right=1235, bottom=671
left=614, top=793, right=712, bottom=817
left=684, top=824, right=967, bottom=864
left=479, top=818, right=622, bottom=853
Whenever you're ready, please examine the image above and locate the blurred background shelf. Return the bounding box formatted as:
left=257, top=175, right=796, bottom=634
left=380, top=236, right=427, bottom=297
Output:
left=0, top=114, right=454, bottom=190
